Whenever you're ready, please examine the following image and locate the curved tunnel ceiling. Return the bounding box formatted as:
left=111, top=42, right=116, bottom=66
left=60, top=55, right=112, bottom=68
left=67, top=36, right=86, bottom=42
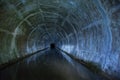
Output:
left=0, top=0, right=120, bottom=78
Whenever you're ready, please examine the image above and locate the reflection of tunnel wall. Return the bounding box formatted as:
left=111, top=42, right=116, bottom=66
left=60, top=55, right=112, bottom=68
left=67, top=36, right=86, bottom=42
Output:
left=0, top=0, right=120, bottom=78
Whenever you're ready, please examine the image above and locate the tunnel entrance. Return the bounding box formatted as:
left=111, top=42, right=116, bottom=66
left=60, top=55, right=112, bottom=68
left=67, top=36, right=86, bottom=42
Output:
left=50, top=43, right=56, bottom=49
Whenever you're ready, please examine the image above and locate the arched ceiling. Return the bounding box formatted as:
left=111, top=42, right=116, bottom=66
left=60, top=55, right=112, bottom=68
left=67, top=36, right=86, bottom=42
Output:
left=0, top=0, right=120, bottom=78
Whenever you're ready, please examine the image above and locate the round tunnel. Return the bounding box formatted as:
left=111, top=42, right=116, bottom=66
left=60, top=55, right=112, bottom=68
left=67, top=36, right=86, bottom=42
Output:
left=0, top=0, right=120, bottom=79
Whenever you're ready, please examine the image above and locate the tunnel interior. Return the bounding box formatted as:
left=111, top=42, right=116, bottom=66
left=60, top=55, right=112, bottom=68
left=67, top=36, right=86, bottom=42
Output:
left=0, top=0, right=120, bottom=79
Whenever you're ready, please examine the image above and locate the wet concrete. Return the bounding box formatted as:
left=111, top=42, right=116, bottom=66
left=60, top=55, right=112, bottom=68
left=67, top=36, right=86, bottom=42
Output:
left=0, top=48, right=109, bottom=80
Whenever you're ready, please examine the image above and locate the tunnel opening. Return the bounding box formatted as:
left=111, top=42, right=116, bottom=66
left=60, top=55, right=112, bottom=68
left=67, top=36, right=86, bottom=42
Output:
left=50, top=43, right=56, bottom=49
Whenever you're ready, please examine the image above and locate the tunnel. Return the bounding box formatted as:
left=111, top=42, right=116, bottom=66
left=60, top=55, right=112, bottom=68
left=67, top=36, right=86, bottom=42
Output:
left=0, top=0, right=120, bottom=80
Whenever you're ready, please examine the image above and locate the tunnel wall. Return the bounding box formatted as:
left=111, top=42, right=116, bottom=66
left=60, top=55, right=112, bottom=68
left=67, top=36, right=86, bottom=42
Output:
left=0, top=0, right=120, bottom=78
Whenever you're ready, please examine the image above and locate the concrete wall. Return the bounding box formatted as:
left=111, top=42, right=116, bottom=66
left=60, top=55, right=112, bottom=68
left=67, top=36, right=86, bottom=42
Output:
left=0, top=0, right=120, bottom=78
